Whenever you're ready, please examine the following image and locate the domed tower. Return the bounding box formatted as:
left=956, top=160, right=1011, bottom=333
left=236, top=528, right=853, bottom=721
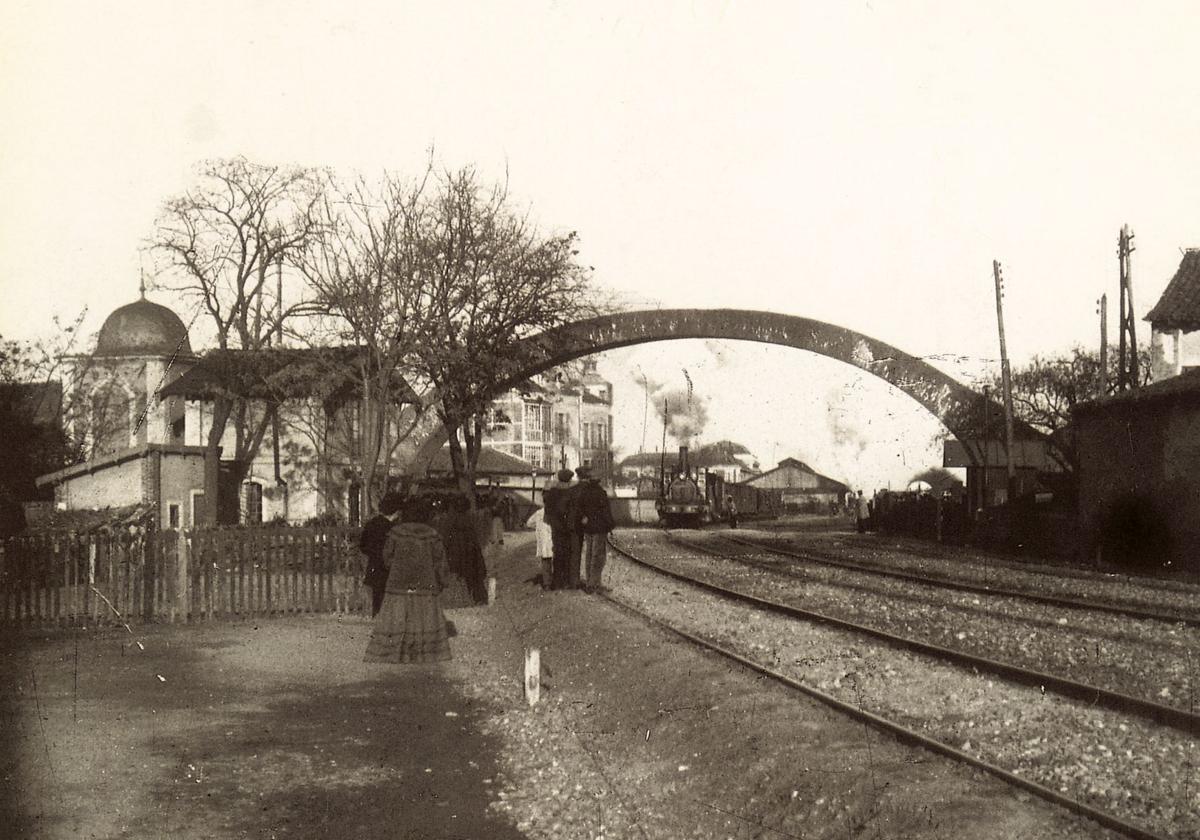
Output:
left=74, top=291, right=195, bottom=457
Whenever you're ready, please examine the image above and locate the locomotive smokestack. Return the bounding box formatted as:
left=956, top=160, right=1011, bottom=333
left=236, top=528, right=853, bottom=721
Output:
left=679, top=445, right=689, bottom=477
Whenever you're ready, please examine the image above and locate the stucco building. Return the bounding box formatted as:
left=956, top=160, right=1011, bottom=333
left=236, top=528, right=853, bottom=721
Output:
left=1147, top=249, right=1200, bottom=381
left=37, top=295, right=412, bottom=528
left=480, top=359, right=614, bottom=481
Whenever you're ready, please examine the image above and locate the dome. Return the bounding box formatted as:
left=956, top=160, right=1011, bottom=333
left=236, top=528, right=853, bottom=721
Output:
left=94, top=298, right=192, bottom=357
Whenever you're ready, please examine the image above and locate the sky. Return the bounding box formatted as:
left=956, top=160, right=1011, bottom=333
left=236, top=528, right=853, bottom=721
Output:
left=3, top=1, right=1199, bottom=490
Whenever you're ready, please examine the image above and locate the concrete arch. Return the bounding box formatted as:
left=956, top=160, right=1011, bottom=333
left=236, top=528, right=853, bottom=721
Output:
left=411, top=308, right=1007, bottom=471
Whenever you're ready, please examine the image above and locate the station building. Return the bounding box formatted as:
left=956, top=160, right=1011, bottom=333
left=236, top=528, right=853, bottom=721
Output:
left=36, top=294, right=412, bottom=529
left=743, top=458, right=848, bottom=512
left=1073, top=248, right=1200, bottom=572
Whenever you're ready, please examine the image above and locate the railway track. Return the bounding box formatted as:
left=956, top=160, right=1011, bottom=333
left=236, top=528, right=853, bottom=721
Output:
left=719, top=532, right=1200, bottom=628
left=664, top=530, right=1200, bottom=719
left=605, top=533, right=1197, bottom=840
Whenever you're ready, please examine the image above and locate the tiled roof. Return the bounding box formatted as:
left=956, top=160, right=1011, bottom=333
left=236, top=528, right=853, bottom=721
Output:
left=423, top=446, right=553, bottom=476
left=160, top=347, right=419, bottom=404
left=1146, top=249, right=1200, bottom=330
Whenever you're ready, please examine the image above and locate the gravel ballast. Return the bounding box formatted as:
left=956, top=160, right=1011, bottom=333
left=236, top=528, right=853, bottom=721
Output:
left=458, top=532, right=1133, bottom=839
left=604, top=535, right=1199, bottom=839
left=635, top=530, right=1200, bottom=715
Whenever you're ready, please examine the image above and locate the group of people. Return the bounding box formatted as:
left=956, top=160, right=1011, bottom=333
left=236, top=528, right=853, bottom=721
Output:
left=358, top=491, right=495, bottom=664
left=534, top=465, right=616, bottom=593
left=356, top=468, right=616, bottom=665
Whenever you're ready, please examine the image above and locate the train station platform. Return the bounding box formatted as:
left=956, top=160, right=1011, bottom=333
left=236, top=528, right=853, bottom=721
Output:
left=1, top=529, right=1113, bottom=839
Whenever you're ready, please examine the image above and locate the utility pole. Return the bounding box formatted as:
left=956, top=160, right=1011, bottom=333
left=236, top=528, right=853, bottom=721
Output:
left=993, top=260, right=1018, bottom=502
left=1098, top=294, right=1108, bottom=399
left=1117, top=225, right=1140, bottom=391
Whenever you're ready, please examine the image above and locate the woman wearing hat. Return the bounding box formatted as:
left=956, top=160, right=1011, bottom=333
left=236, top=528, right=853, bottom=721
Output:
left=541, top=468, right=576, bottom=590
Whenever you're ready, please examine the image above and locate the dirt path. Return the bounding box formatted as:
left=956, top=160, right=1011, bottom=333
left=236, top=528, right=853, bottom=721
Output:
left=1, top=529, right=1128, bottom=839
left=1, top=615, right=526, bottom=839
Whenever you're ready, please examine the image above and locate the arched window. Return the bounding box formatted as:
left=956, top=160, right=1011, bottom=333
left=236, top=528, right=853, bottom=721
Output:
left=91, top=385, right=131, bottom=456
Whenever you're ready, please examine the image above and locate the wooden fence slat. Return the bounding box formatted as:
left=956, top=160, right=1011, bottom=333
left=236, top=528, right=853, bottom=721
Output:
left=261, top=530, right=271, bottom=615
left=0, top=522, right=376, bottom=628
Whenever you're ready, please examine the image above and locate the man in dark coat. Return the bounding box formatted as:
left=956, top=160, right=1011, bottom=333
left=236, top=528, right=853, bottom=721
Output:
left=438, top=494, right=489, bottom=605
left=570, top=465, right=615, bottom=593
left=542, top=468, right=576, bottom=590
left=359, top=491, right=403, bottom=616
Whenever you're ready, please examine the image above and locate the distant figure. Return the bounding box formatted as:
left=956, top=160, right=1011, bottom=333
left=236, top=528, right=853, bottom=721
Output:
left=364, top=498, right=452, bottom=663
left=359, top=491, right=403, bottom=617
left=527, top=506, right=553, bottom=589
left=856, top=490, right=870, bottom=533
left=436, top=494, right=489, bottom=606
left=726, top=495, right=739, bottom=529
left=542, top=468, right=576, bottom=590
left=570, top=465, right=615, bottom=593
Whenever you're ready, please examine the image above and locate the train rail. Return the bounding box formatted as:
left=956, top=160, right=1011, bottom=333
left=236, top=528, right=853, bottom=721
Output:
left=719, top=533, right=1200, bottom=628
left=625, top=532, right=1200, bottom=736
left=604, top=535, right=1187, bottom=840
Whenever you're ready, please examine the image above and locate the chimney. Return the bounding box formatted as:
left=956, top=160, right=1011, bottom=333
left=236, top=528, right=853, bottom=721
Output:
left=679, top=445, right=689, bottom=477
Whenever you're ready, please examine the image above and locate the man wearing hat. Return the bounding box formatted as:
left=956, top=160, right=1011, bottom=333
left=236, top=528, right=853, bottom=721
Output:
left=542, top=467, right=577, bottom=590
left=569, top=465, right=615, bottom=593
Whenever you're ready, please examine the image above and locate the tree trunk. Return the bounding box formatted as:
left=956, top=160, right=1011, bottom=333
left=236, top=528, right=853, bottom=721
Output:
left=203, top=399, right=233, bottom=526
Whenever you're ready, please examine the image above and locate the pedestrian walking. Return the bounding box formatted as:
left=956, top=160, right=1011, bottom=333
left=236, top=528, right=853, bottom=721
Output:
left=364, top=497, right=452, bottom=664
left=570, top=465, right=615, bottom=593
left=542, top=468, right=575, bottom=589
left=726, top=495, right=738, bottom=529
left=359, top=491, right=403, bottom=617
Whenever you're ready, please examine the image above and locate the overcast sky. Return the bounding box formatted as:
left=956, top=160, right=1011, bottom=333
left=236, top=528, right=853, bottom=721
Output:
left=3, top=1, right=1198, bottom=489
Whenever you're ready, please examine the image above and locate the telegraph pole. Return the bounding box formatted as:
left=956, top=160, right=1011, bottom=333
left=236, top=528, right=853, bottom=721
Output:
left=993, top=260, right=1018, bottom=501
left=1098, top=294, right=1108, bottom=399
left=1117, top=225, right=1140, bottom=390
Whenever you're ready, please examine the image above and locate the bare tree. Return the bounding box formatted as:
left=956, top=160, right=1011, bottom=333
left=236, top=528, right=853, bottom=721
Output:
left=297, top=171, right=432, bottom=516
left=150, top=157, right=322, bottom=523
left=940, top=343, right=1153, bottom=475
left=410, top=167, right=599, bottom=499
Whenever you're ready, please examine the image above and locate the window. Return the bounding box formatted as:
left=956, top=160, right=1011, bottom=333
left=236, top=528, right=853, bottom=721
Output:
left=526, top=445, right=543, bottom=468
left=242, top=482, right=263, bottom=525
left=524, top=402, right=544, bottom=441
left=348, top=482, right=362, bottom=526
left=167, top=503, right=180, bottom=530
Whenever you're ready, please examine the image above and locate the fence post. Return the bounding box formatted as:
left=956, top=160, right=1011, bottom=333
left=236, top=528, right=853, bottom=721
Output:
left=175, top=529, right=190, bottom=623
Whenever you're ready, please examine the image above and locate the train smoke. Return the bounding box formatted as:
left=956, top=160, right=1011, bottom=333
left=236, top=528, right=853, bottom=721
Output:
left=653, top=386, right=709, bottom=444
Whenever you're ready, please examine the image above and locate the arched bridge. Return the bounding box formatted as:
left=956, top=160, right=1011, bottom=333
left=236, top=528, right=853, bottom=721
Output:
left=412, top=308, right=1009, bottom=469
left=510, top=309, right=978, bottom=426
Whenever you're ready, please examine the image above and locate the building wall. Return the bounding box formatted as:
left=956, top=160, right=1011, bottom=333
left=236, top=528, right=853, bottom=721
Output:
left=1077, top=399, right=1200, bottom=570
left=54, top=460, right=143, bottom=510
left=1150, top=326, right=1200, bottom=382
left=157, top=452, right=207, bottom=528
left=747, top=466, right=819, bottom=490
left=481, top=368, right=614, bottom=480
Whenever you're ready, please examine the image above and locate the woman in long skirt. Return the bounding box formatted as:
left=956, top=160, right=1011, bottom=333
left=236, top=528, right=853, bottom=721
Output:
left=364, top=498, right=452, bottom=664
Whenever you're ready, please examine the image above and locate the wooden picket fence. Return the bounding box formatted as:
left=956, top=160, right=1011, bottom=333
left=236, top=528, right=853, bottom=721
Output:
left=0, top=526, right=367, bottom=629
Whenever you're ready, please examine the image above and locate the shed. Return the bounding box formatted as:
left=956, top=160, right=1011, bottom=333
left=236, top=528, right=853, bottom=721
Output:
left=1073, top=369, right=1200, bottom=572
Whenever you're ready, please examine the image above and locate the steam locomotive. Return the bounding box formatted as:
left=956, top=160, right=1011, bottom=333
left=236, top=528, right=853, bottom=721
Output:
left=655, top=447, right=782, bottom=528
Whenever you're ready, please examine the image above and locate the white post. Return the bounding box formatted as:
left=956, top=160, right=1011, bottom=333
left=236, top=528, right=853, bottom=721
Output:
left=524, top=647, right=541, bottom=707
